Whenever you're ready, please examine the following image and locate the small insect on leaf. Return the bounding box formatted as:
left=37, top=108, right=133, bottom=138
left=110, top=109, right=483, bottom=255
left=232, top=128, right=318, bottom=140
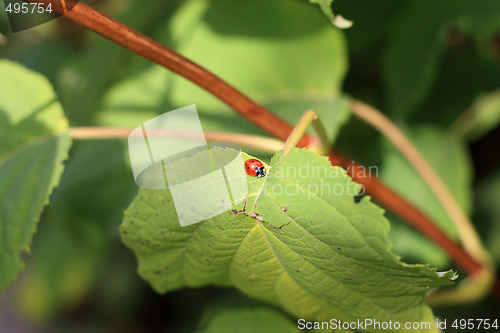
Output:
left=244, top=158, right=266, bottom=178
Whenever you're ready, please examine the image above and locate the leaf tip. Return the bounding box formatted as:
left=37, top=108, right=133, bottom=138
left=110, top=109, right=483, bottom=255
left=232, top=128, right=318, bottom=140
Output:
left=333, top=14, right=353, bottom=29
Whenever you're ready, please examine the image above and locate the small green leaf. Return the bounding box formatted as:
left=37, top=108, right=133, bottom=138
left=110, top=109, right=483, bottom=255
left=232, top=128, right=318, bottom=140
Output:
left=122, top=148, right=454, bottom=332
left=0, top=60, right=71, bottom=291
left=451, top=89, right=500, bottom=141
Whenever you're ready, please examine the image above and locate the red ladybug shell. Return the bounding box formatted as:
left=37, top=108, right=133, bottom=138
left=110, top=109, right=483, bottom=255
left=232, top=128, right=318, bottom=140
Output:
left=244, top=159, right=266, bottom=178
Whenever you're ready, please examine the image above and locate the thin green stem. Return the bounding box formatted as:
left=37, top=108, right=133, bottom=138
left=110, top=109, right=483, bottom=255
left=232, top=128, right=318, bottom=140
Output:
left=311, top=115, right=330, bottom=156
left=69, top=127, right=283, bottom=153
left=282, top=111, right=318, bottom=156
left=281, top=110, right=330, bottom=156
left=350, top=98, right=495, bottom=305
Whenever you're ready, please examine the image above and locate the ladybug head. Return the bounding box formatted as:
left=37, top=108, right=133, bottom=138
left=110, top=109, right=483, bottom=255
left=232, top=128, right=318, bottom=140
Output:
left=255, top=166, right=266, bottom=178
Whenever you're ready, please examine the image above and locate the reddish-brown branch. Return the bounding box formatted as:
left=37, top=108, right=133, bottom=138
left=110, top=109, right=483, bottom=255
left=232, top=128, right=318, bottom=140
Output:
left=26, top=1, right=483, bottom=276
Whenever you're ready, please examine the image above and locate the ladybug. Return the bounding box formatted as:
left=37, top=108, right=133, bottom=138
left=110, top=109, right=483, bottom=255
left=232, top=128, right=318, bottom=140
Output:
left=244, top=159, right=266, bottom=178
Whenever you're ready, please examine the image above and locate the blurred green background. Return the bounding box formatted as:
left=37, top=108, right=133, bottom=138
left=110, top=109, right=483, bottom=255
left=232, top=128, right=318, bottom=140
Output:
left=1, top=0, right=499, bottom=331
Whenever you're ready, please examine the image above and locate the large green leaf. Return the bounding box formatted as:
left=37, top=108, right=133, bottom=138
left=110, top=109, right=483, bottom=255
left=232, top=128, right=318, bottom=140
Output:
left=97, top=0, right=350, bottom=146
left=0, top=60, right=71, bottom=291
left=121, top=148, right=454, bottom=332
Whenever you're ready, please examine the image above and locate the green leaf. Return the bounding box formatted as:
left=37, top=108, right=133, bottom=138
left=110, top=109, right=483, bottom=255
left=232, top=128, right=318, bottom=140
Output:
left=383, top=0, right=446, bottom=117
left=384, top=0, right=500, bottom=117
left=122, top=148, right=454, bottom=332
left=199, top=306, right=300, bottom=333
left=414, top=50, right=500, bottom=127
left=451, top=89, right=500, bottom=141
left=0, top=60, right=71, bottom=291
left=15, top=140, right=137, bottom=320
left=333, top=0, right=403, bottom=53
left=97, top=0, right=350, bottom=145
left=388, top=215, right=449, bottom=269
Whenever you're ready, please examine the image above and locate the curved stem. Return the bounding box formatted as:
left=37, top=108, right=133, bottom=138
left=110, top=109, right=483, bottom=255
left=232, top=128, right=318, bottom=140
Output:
left=26, top=0, right=486, bottom=277
left=69, top=127, right=284, bottom=153
left=350, top=99, right=495, bottom=304
left=350, top=99, right=490, bottom=266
